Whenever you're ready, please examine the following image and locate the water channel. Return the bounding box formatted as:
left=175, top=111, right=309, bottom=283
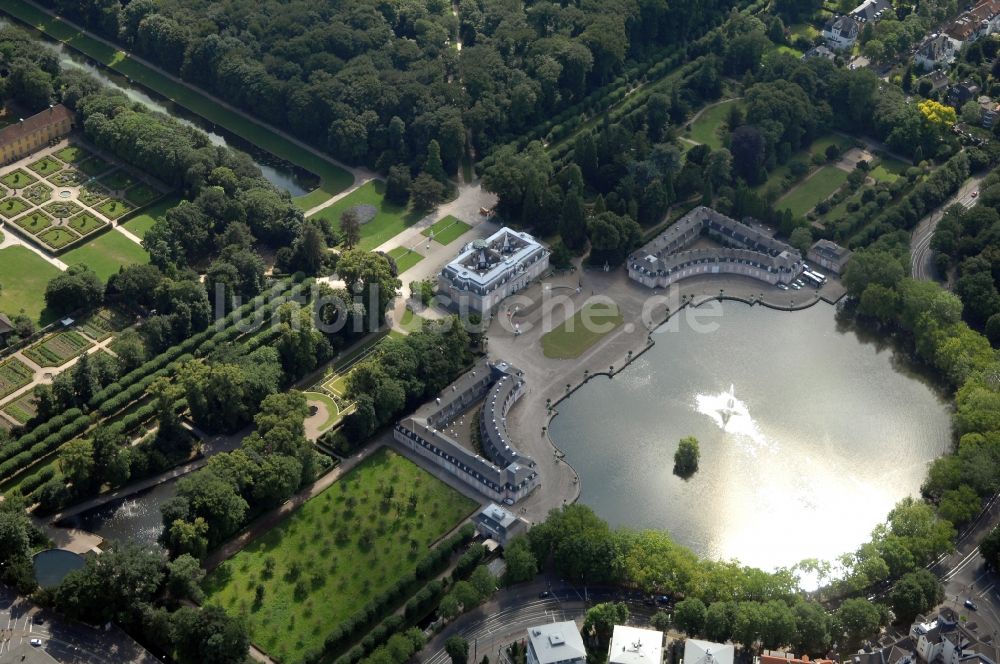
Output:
left=1, top=18, right=316, bottom=197
left=549, top=301, right=952, bottom=579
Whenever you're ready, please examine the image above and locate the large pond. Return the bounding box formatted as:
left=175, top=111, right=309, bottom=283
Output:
left=0, top=19, right=316, bottom=197
left=549, top=301, right=952, bottom=577
left=57, top=479, right=177, bottom=547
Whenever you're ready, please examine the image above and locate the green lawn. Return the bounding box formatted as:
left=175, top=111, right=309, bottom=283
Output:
left=121, top=195, right=180, bottom=238
left=0, top=246, right=61, bottom=323
left=54, top=145, right=90, bottom=164
left=757, top=133, right=855, bottom=194
left=422, top=215, right=473, bottom=245
left=309, top=180, right=421, bottom=251
left=14, top=211, right=53, bottom=235
left=97, top=198, right=133, bottom=220
left=688, top=99, right=741, bottom=150
left=541, top=301, right=624, bottom=359
left=68, top=212, right=107, bottom=236
left=303, top=391, right=341, bottom=431
left=62, top=230, right=149, bottom=280
left=28, top=156, right=62, bottom=176
left=1, top=169, right=37, bottom=189
left=203, top=447, right=475, bottom=664
left=776, top=166, right=849, bottom=218
left=397, top=308, right=427, bottom=333
left=0, top=198, right=30, bottom=219
left=869, top=156, right=909, bottom=183
left=387, top=245, right=424, bottom=273
left=77, top=156, right=113, bottom=177
left=0, top=0, right=352, bottom=209
left=38, top=227, right=80, bottom=250
left=124, top=183, right=161, bottom=207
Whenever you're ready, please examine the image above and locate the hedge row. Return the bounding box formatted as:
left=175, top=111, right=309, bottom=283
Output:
left=0, top=277, right=309, bottom=482
left=300, top=523, right=476, bottom=664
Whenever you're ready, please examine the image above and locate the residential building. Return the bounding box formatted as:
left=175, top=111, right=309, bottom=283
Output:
left=0, top=104, right=73, bottom=165
left=628, top=207, right=803, bottom=289
left=851, top=0, right=893, bottom=23
left=608, top=626, right=663, bottom=664
left=844, top=609, right=1000, bottom=664
left=807, top=239, right=853, bottom=275
left=804, top=45, right=837, bottom=61
left=824, top=16, right=861, bottom=49
left=438, top=227, right=549, bottom=314
left=915, top=34, right=958, bottom=70
left=684, top=639, right=735, bottom=664
left=394, top=358, right=540, bottom=504
left=948, top=81, right=982, bottom=108
left=945, top=0, right=1000, bottom=45
left=919, top=71, right=951, bottom=96
left=473, top=503, right=528, bottom=546
left=527, top=622, right=587, bottom=664
left=762, top=652, right=836, bottom=664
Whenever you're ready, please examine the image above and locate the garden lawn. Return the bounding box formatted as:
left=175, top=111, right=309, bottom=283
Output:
left=422, top=215, right=472, bottom=245
left=68, top=212, right=107, bottom=236
left=54, top=145, right=90, bottom=164
left=688, top=99, right=740, bottom=150
left=121, top=194, right=180, bottom=238
left=541, top=301, right=623, bottom=359
left=0, top=246, right=60, bottom=323
left=397, top=308, right=426, bottom=333
left=0, top=0, right=352, bottom=209
left=62, top=230, right=149, bottom=280
left=308, top=180, right=420, bottom=251
left=28, top=156, right=62, bottom=176
left=3, top=390, right=37, bottom=424
left=0, top=169, right=36, bottom=189
left=387, top=245, right=423, bottom=273
left=202, top=447, right=475, bottom=664
left=870, top=156, right=909, bottom=183
left=12, top=211, right=51, bottom=235
left=39, top=227, right=80, bottom=250
left=776, top=166, right=849, bottom=218
left=0, top=198, right=29, bottom=219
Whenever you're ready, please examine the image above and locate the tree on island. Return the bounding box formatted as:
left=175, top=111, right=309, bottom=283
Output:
left=674, top=436, right=700, bottom=478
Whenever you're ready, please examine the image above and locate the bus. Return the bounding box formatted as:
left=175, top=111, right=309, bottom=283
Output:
left=802, top=271, right=826, bottom=287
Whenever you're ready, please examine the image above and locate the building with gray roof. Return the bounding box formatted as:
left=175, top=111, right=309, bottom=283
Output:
left=527, top=621, right=587, bottom=664
left=394, top=358, right=539, bottom=503
left=628, top=206, right=803, bottom=288
left=438, top=227, right=549, bottom=313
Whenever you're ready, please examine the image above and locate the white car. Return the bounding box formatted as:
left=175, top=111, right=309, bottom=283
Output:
left=777, top=283, right=788, bottom=290
left=791, top=283, right=802, bottom=290
left=29, top=638, right=42, bottom=646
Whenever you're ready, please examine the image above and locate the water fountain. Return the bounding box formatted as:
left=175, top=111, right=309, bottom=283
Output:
left=694, top=383, right=768, bottom=449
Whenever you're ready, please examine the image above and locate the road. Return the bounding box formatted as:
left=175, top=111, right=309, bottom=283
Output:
left=0, top=587, right=162, bottom=663
left=910, top=175, right=984, bottom=281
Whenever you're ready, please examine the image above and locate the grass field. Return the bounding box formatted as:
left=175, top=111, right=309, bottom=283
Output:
left=1, top=169, right=37, bottom=189
left=541, top=302, right=624, bottom=359
left=124, top=183, right=161, bottom=206
left=422, top=215, right=473, bottom=245
left=869, top=156, right=909, bottom=183
left=689, top=99, right=740, bottom=150
left=55, top=145, right=90, bottom=164
left=0, top=246, right=61, bottom=323
left=0, top=0, right=352, bottom=209
left=397, top=308, right=426, bottom=333
left=68, top=212, right=107, bottom=236
left=203, top=447, right=475, bottom=664
left=0, top=197, right=29, bottom=219
left=303, top=391, right=341, bottom=431
left=387, top=245, right=424, bottom=273
left=62, top=230, right=149, bottom=280
left=28, top=156, right=62, bottom=176
left=0, top=358, right=33, bottom=401
left=97, top=198, right=133, bottom=220
left=309, top=180, right=420, bottom=251
left=758, top=133, right=855, bottom=194
left=24, top=330, right=92, bottom=367
left=121, top=195, right=180, bottom=238
left=776, top=166, right=849, bottom=218
left=14, top=211, right=53, bottom=235
left=39, top=227, right=81, bottom=250
left=77, top=156, right=112, bottom=177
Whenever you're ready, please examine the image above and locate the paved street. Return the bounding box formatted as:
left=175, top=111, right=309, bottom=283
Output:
left=910, top=175, right=985, bottom=282
left=0, top=587, right=161, bottom=664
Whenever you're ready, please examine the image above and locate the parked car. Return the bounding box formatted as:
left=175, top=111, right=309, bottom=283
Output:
left=538, top=590, right=551, bottom=599
left=965, top=600, right=978, bottom=610
left=29, top=638, right=42, bottom=647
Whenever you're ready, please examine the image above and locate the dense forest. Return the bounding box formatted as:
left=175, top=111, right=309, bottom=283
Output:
left=44, top=0, right=747, bottom=175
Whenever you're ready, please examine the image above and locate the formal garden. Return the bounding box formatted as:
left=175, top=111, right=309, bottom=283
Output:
left=0, top=138, right=168, bottom=256
left=541, top=301, right=624, bottom=359
left=23, top=330, right=93, bottom=367
left=0, top=357, right=33, bottom=401
left=2, top=388, right=37, bottom=424
left=387, top=245, right=424, bottom=273
left=202, top=447, right=476, bottom=664
left=61, top=229, right=150, bottom=280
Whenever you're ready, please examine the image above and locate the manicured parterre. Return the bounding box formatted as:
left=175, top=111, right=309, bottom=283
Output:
left=203, top=447, right=476, bottom=664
